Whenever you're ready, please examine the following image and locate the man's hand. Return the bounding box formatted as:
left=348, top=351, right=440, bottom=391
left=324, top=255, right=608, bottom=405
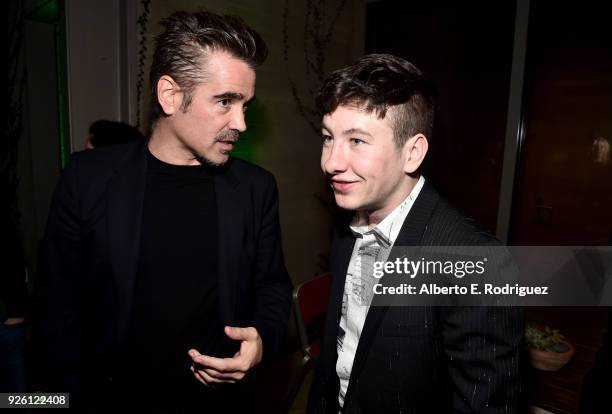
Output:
left=189, top=326, right=263, bottom=386
left=3, top=317, right=25, bottom=325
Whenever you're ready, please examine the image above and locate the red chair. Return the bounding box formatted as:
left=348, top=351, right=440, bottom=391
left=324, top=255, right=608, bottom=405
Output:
left=294, top=272, right=331, bottom=360
left=284, top=272, right=332, bottom=411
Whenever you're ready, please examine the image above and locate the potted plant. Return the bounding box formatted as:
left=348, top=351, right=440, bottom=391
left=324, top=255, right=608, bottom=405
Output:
left=525, top=322, right=575, bottom=371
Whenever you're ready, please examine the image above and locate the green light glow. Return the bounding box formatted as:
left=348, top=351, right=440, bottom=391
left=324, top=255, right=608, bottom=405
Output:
left=26, top=0, right=58, bottom=23
left=231, top=100, right=269, bottom=164
left=54, top=0, right=70, bottom=167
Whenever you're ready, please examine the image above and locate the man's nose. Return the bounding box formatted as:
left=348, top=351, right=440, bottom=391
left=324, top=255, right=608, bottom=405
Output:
left=322, top=143, right=348, bottom=174
left=229, top=108, right=247, bottom=132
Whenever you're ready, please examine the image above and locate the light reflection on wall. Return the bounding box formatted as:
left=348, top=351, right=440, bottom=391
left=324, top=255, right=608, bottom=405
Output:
left=592, top=136, right=610, bottom=165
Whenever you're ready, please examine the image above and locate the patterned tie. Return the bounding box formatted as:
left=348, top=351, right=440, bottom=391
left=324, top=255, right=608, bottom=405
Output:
left=354, top=237, right=382, bottom=306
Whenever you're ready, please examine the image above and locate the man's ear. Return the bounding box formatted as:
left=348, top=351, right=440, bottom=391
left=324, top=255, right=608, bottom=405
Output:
left=402, top=133, right=429, bottom=174
left=156, top=75, right=183, bottom=116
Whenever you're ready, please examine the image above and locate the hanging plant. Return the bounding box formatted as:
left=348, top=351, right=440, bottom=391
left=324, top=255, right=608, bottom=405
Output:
left=282, top=0, right=348, bottom=134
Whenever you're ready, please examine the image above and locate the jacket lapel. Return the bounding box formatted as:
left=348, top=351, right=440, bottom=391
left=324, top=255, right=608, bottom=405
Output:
left=107, top=141, right=147, bottom=343
left=342, top=181, right=440, bottom=405
left=213, top=160, right=243, bottom=326
left=324, top=230, right=355, bottom=377
left=108, top=148, right=244, bottom=341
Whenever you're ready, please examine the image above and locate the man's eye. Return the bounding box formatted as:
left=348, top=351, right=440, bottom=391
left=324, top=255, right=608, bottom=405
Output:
left=219, top=99, right=231, bottom=107
left=350, top=138, right=364, bottom=145
left=322, top=135, right=333, bottom=144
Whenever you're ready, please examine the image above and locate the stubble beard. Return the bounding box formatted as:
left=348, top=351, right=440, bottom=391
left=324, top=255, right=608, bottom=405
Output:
left=195, top=129, right=240, bottom=167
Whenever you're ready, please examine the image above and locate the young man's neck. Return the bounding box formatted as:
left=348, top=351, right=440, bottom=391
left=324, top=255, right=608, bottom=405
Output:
left=356, top=175, right=420, bottom=229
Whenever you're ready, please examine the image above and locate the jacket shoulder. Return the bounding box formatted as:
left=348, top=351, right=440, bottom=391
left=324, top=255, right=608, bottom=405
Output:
left=228, top=157, right=276, bottom=186
left=61, top=141, right=144, bottom=193
left=426, top=194, right=500, bottom=246
left=68, top=141, right=142, bottom=173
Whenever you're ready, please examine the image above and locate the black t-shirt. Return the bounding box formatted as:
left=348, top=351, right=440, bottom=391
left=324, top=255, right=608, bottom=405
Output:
left=119, top=150, right=224, bottom=403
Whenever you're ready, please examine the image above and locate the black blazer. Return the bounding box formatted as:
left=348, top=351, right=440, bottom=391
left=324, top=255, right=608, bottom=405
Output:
left=308, top=182, right=523, bottom=413
left=32, top=140, right=292, bottom=394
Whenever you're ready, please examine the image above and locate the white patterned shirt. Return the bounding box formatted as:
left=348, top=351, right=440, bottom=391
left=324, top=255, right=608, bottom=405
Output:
left=336, top=176, right=425, bottom=408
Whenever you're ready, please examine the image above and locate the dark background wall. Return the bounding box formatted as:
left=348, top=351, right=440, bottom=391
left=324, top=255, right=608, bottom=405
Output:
left=366, top=0, right=517, bottom=234
left=512, top=0, right=612, bottom=245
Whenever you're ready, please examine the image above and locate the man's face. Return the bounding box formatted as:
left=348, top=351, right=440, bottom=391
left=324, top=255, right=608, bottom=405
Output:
left=168, top=51, right=256, bottom=166
left=321, top=105, right=410, bottom=219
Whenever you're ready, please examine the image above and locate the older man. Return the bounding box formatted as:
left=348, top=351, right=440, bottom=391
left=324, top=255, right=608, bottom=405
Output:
left=33, top=11, right=291, bottom=412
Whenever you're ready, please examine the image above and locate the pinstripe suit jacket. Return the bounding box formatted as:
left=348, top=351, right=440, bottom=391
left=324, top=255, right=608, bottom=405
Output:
left=308, top=181, right=523, bottom=413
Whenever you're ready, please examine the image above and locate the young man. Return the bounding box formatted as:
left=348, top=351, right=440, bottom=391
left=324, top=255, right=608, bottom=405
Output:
left=33, top=11, right=292, bottom=412
left=307, top=54, right=523, bottom=413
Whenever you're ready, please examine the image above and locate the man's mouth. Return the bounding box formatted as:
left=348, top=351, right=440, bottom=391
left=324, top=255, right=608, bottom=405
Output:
left=330, top=179, right=357, bottom=192
left=215, top=131, right=239, bottom=151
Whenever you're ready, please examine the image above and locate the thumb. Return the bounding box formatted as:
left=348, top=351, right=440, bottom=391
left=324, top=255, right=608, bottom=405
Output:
left=224, top=326, right=253, bottom=341
left=188, top=348, right=202, bottom=358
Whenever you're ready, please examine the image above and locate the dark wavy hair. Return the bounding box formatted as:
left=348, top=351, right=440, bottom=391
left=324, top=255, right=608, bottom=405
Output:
left=316, top=53, right=436, bottom=147
left=149, top=10, right=268, bottom=124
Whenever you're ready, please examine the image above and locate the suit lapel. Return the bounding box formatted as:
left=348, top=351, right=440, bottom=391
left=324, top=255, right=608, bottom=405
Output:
left=392, top=182, right=440, bottom=247
left=108, top=141, right=147, bottom=343
left=343, top=181, right=440, bottom=405
left=213, top=160, right=243, bottom=326
left=324, top=230, right=355, bottom=376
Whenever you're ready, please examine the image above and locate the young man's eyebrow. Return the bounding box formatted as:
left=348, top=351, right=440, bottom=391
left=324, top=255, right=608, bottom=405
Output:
left=341, top=128, right=372, bottom=137
left=319, top=124, right=372, bottom=138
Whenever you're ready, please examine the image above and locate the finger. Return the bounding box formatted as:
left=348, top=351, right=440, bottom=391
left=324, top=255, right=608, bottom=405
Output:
left=200, top=368, right=236, bottom=384
left=188, top=349, right=202, bottom=361
left=224, top=326, right=255, bottom=341
left=191, top=365, right=209, bottom=386
left=192, top=354, right=247, bottom=373
left=192, top=365, right=221, bottom=385
left=201, top=367, right=244, bottom=381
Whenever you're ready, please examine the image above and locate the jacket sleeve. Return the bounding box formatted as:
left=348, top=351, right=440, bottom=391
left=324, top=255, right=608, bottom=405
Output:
left=250, top=173, right=293, bottom=361
left=435, top=219, right=524, bottom=413
left=31, top=154, right=85, bottom=392
left=441, top=303, right=523, bottom=413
